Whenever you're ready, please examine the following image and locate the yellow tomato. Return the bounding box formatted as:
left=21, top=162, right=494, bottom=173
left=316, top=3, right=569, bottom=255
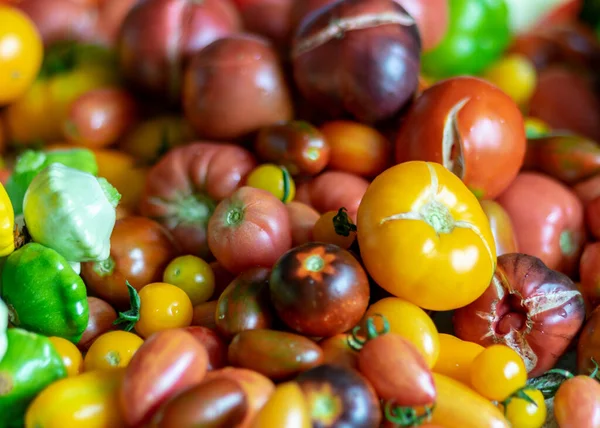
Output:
left=356, top=161, right=496, bottom=311
left=364, top=297, right=440, bottom=368
left=25, top=369, right=126, bottom=428
left=433, top=333, right=484, bottom=385
left=0, top=6, right=43, bottom=105
left=0, top=183, right=14, bottom=257
left=163, top=255, right=215, bottom=306
left=83, top=331, right=143, bottom=372
left=312, top=210, right=356, bottom=250
left=94, top=149, right=147, bottom=211
left=135, top=282, right=193, bottom=339
left=49, top=336, right=83, bottom=377
left=246, top=163, right=296, bottom=203
left=502, top=388, right=547, bottom=428
left=483, top=54, right=537, bottom=106
left=252, top=382, right=311, bottom=428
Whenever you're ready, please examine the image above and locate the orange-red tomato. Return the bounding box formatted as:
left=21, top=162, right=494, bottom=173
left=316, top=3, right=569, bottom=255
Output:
left=312, top=210, right=356, bottom=249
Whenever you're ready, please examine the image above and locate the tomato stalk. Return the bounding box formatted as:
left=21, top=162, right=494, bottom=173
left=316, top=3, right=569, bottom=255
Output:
left=500, top=386, right=538, bottom=413
left=347, top=314, right=390, bottom=351
left=528, top=359, right=599, bottom=399
left=384, top=401, right=435, bottom=427
left=333, top=207, right=357, bottom=237
left=113, top=282, right=141, bottom=332
left=281, top=166, right=292, bottom=203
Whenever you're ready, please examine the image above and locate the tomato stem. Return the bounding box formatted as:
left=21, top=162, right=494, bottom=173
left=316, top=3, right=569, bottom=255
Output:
left=113, top=281, right=141, bottom=332
left=528, top=368, right=574, bottom=399
left=589, top=358, right=599, bottom=380
left=333, top=207, right=357, bottom=237
left=500, top=386, right=538, bottom=413
left=347, top=314, right=390, bottom=351
left=421, top=201, right=454, bottom=234
left=384, top=401, right=435, bottom=427
left=281, top=166, right=291, bottom=203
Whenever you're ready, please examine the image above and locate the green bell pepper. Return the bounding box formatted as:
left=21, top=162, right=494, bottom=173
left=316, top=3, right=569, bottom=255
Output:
left=6, top=148, right=98, bottom=216
left=0, top=243, right=89, bottom=343
left=0, top=298, right=6, bottom=363
left=0, top=328, right=67, bottom=427
left=421, top=0, right=511, bottom=78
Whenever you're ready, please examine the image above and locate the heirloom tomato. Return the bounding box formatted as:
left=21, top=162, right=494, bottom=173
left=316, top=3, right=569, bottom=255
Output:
left=357, top=161, right=496, bottom=311
left=320, top=334, right=359, bottom=370
left=579, top=242, right=600, bottom=309
left=83, top=330, right=144, bottom=371
left=480, top=200, right=518, bottom=256
left=192, top=301, right=218, bottom=330
left=252, top=381, right=311, bottom=428
left=433, top=333, right=483, bottom=385
left=312, top=210, right=357, bottom=250
left=246, top=163, right=296, bottom=203
left=554, top=375, right=600, bottom=428
left=578, top=307, right=600, bottom=375
left=182, top=326, right=227, bottom=371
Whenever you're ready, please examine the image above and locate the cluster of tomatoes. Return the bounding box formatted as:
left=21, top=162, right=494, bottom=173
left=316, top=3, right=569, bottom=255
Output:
left=1, top=0, right=600, bottom=427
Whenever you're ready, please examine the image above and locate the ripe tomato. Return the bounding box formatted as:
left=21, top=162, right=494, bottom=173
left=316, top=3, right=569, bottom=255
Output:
left=470, top=345, right=528, bottom=402
left=554, top=375, right=600, bottom=428
left=578, top=307, right=600, bottom=375
left=319, top=334, right=359, bottom=370
left=482, top=54, right=537, bottom=106
left=246, top=163, right=296, bottom=203
left=357, top=161, right=496, bottom=311
left=579, top=242, right=600, bottom=310
left=312, top=210, right=356, bottom=249
left=480, top=200, right=518, bottom=256
left=192, top=300, right=218, bottom=330
left=163, top=255, right=215, bottom=306
left=77, top=297, right=117, bottom=351
left=48, top=336, right=83, bottom=377
left=0, top=5, right=43, bottom=105
left=502, top=388, right=547, bottom=428
left=433, top=333, right=483, bottom=385
left=252, top=382, right=311, bottom=428
left=286, top=201, right=320, bottom=247
left=83, top=330, right=144, bottom=372
left=135, top=282, right=193, bottom=339
left=182, top=326, right=227, bottom=371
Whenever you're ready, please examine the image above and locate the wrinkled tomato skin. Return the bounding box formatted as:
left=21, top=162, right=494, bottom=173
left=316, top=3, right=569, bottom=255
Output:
left=286, top=201, right=320, bottom=247
left=77, top=297, right=117, bottom=351
left=580, top=242, right=600, bottom=311
left=496, top=172, right=585, bottom=276
left=208, top=186, right=292, bottom=274
left=480, top=200, right=519, bottom=256
left=554, top=376, right=600, bottom=428
left=319, top=334, right=359, bottom=370
left=182, top=326, right=228, bottom=371
left=577, top=307, right=600, bottom=375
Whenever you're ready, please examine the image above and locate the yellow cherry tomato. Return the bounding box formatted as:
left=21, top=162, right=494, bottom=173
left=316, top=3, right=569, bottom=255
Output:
left=135, top=282, right=193, bottom=338
left=501, top=388, right=547, bottom=428
left=312, top=210, right=356, bottom=249
left=252, top=381, right=311, bottom=428
left=0, top=6, right=43, bottom=105
left=356, top=161, right=496, bottom=311
left=483, top=54, right=537, bottom=106
left=83, top=331, right=143, bottom=372
left=49, top=336, right=83, bottom=377
left=246, top=163, right=296, bottom=203
left=0, top=183, right=15, bottom=257
left=163, top=255, right=215, bottom=306
left=364, top=297, right=440, bottom=368
left=470, top=344, right=528, bottom=402
left=433, top=333, right=484, bottom=385
left=25, top=368, right=126, bottom=428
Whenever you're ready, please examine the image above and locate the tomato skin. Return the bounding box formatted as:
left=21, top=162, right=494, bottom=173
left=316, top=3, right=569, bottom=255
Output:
left=77, top=297, right=117, bottom=351
left=554, top=376, right=600, bottom=428
left=319, top=334, right=358, bottom=370
left=496, top=172, right=585, bottom=276
left=577, top=307, right=600, bottom=375
left=208, top=186, right=292, bottom=274
left=480, top=200, right=519, bottom=256
left=573, top=174, right=600, bottom=205
left=25, top=369, right=126, bottom=428
left=48, top=336, right=83, bottom=377
left=252, top=381, right=311, bottom=428
left=357, top=161, right=496, bottom=311
left=433, top=333, right=483, bottom=385
left=502, top=388, right=547, bottom=428
left=163, top=255, right=215, bottom=306
left=83, top=331, right=144, bottom=372
left=586, top=196, right=600, bottom=240
left=120, top=329, right=209, bottom=426
left=246, top=163, right=296, bottom=203
left=579, top=242, right=600, bottom=310
left=209, top=261, right=236, bottom=300
left=181, top=326, right=227, bottom=371
left=192, top=300, right=218, bottom=330
left=286, top=201, right=320, bottom=247
left=312, top=211, right=356, bottom=250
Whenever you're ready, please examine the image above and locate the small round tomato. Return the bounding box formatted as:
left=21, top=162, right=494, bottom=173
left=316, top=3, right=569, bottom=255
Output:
left=163, top=255, right=215, bottom=306
left=83, top=330, right=144, bottom=371
left=319, top=334, right=358, bottom=370
left=135, top=282, right=194, bottom=338
left=0, top=6, right=43, bottom=105
left=312, top=210, right=356, bottom=249
left=482, top=54, right=537, bottom=106
left=554, top=375, right=600, bottom=428
left=470, top=344, right=528, bottom=402
left=246, top=163, right=296, bottom=203
left=49, top=336, right=83, bottom=377
left=77, top=297, right=117, bottom=351
left=357, top=161, right=496, bottom=311
left=502, top=388, right=547, bottom=428
left=252, top=381, right=311, bottom=428
left=433, top=333, right=483, bottom=385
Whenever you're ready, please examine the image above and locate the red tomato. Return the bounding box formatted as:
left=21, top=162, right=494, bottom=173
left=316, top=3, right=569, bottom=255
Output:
left=285, top=201, right=320, bottom=247
left=573, top=174, right=600, bottom=205
left=182, top=326, right=228, bottom=371
left=579, top=242, right=600, bottom=310
left=554, top=375, right=600, bottom=428
left=578, top=307, right=600, bottom=375
left=586, top=196, right=600, bottom=240
left=232, top=0, right=295, bottom=50
left=77, top=297, right=117, bottom=351
left=319, top=334, right=358, bottom=370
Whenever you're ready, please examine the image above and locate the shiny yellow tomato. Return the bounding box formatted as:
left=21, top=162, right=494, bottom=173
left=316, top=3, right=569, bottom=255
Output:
left=483, top=54, right=537, bottom=106
left=356, top=161, right=496, bottom=311
left=0, top=6, right=43, bottom=105
left=49, top=336, right=83, bottom=377
left=364, top=297, right=440, bottom=368
left=83, top=331, right=143, bottom=372
left=470, top=344, right=528, bottom=402
left=246, top=163, right=296, bottom=203
left=135, top=282, right=193, bottom=339
left=502, top=388, right=547, bottom=428
left=252, top=381, right=311, bottom=428
left=25, top=369, right=126, bottom=428
left=163, top=255, right=215, bottom=306
left=433, top=333, right=484, bottom=385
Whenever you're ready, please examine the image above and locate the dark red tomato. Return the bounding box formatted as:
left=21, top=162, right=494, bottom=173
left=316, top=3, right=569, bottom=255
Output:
left=554, top=375, right=600, bottom=427
left=77, top=297, right=117, bottom=351
left=214, top=267, right=274, bottom=339
left=150, top=377, right=247, bottom=428
left=120, top=329, right=209, bottom=426
left=81, top=216, right=180, bottom=309
left=480, top=200, right=519, bottom=256
left=228, top=329, right=324, bottom=381
left=191, top=301, right=218, bottom=330
left=232, top=0, right=295, bottom=50
left=286, top=201, right=320, bottom=247
left=496, top=172, right=585, bottom=276
left=296, top=364, right=381, bottom=428
left=209, top=261, right=236, bottom=300
left=140, top=143, right=256, bottom=258
left=270, top=242, right=370, bottom=338
left=586, top=196, right=600, bottom=241
left=579, top=242, right=600, bottom=310
left=577, top=307, right=600, bottom=375
left=396, top=77, right=526, bottom=200
left=320, top=334, right=359, bottom=370
left=207, top=186, right=292, bottom=274
left=182, top=326, right=228, bottom=371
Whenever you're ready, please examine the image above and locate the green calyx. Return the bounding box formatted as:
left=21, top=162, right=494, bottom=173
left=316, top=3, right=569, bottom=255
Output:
left=333, top=207, right=357, bottom=237
left=347, top=314, right=390, bottom=351
left=226, top=206, right=244, bottom=227
left=113, top=281, right=141, bottom=332
left=178, top=194, right=216, bottom=225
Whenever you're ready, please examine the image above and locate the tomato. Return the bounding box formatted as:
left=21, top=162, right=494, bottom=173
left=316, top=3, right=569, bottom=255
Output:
left=208, top=186, right=291, bottom=274
left=83, top=330, right=144, bottom=371
left=252, top=381, right=311, bottom=428
left=319, top=120, right=391, bottom=178
left=77, top=297, right=117, bottom=351
left=573, top=174, right=600, bottom=205
left=580, top=242, right=600, bottom=309
left=135, top=282, right=193, bottom=339
left=209, top=261, right=236, bottom=300
left=428, top=373, right=510, bottom=428
left=433, top=333, right=484, bottom=385
left=496, top=172, right=585, bottom=276
left=48, top=336, right=83, bottom=377
left=0, top=6, right=43, bottom=105
left=270, top=242, right=370, bottom=337
left=191, top=300, right=218, bottom=330
left=163, top=255, right=215, bottom=306
left=120, top=329, right=208, bottom=426
left=586, top=196, right=600, bottom=240
left=480, top=200, right=519, bottom=256
left=81, top=216, right=180, bottom=309
left=554, top=375, right=600, bottom=428
left=181, top=326, right=227, bottom=371
left=246, top=163, right=296, bottom=203
left=312, top=210, right=356, bottom=250
left=25, top=369, right=126, bottom=428
left=364, top=297, right=440, bottom=368
left=393, top=0, right=448, bottom=52
left=286, top=201, right=320, bottom=247
left=357, top=161, right=496, bottom=311
left=578, top=307, right=600, bottom=375
left=214, top=267, right=274, bottom=340
left=469, top=344, right=528, bottom=401
left=319, top=334, right=359, bottom=370
left=482, top=54, right=537, bottom=106
left=502, top=388, right=547, bottom=428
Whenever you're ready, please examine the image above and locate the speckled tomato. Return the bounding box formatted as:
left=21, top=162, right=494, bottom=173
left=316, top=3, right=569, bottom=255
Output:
left=269, top=242, right=370, bottom=338
left=480, top=200, right=518, bottom=256
left=554, top=375, right=600, bottom=428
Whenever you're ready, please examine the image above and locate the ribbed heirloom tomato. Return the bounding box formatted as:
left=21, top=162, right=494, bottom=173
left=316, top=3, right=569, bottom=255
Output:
left=356, top=161, right=496, bottom=311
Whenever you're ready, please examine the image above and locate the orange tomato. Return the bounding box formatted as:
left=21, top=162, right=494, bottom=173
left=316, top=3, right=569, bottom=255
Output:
left=252, top=382, right=311, bottom=428
left=83, top=330, right=143, bottom=372
left=356, top=161, right=496, bottom=311
left=312, top=210, right=356, bottom=249
left=433, top=333, right=484, bottom=385
left=135, top=282, right=193, bottom=339
left=49, top=336, right=83, bottom=377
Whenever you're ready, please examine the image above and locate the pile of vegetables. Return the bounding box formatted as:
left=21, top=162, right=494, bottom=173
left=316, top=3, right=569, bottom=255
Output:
left=0, top=0, right=599, bottom=427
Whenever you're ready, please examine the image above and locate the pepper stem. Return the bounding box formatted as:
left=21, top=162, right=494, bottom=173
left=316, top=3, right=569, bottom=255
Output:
left=97, top=177, right=121, bottom=208
left=113, top=281, right=141, bottom=332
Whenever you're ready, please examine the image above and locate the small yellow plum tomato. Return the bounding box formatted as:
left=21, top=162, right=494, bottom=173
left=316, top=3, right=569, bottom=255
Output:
left=163, top=255, right=215, bottom=306
left=246, top=163, right=296, bottom=203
